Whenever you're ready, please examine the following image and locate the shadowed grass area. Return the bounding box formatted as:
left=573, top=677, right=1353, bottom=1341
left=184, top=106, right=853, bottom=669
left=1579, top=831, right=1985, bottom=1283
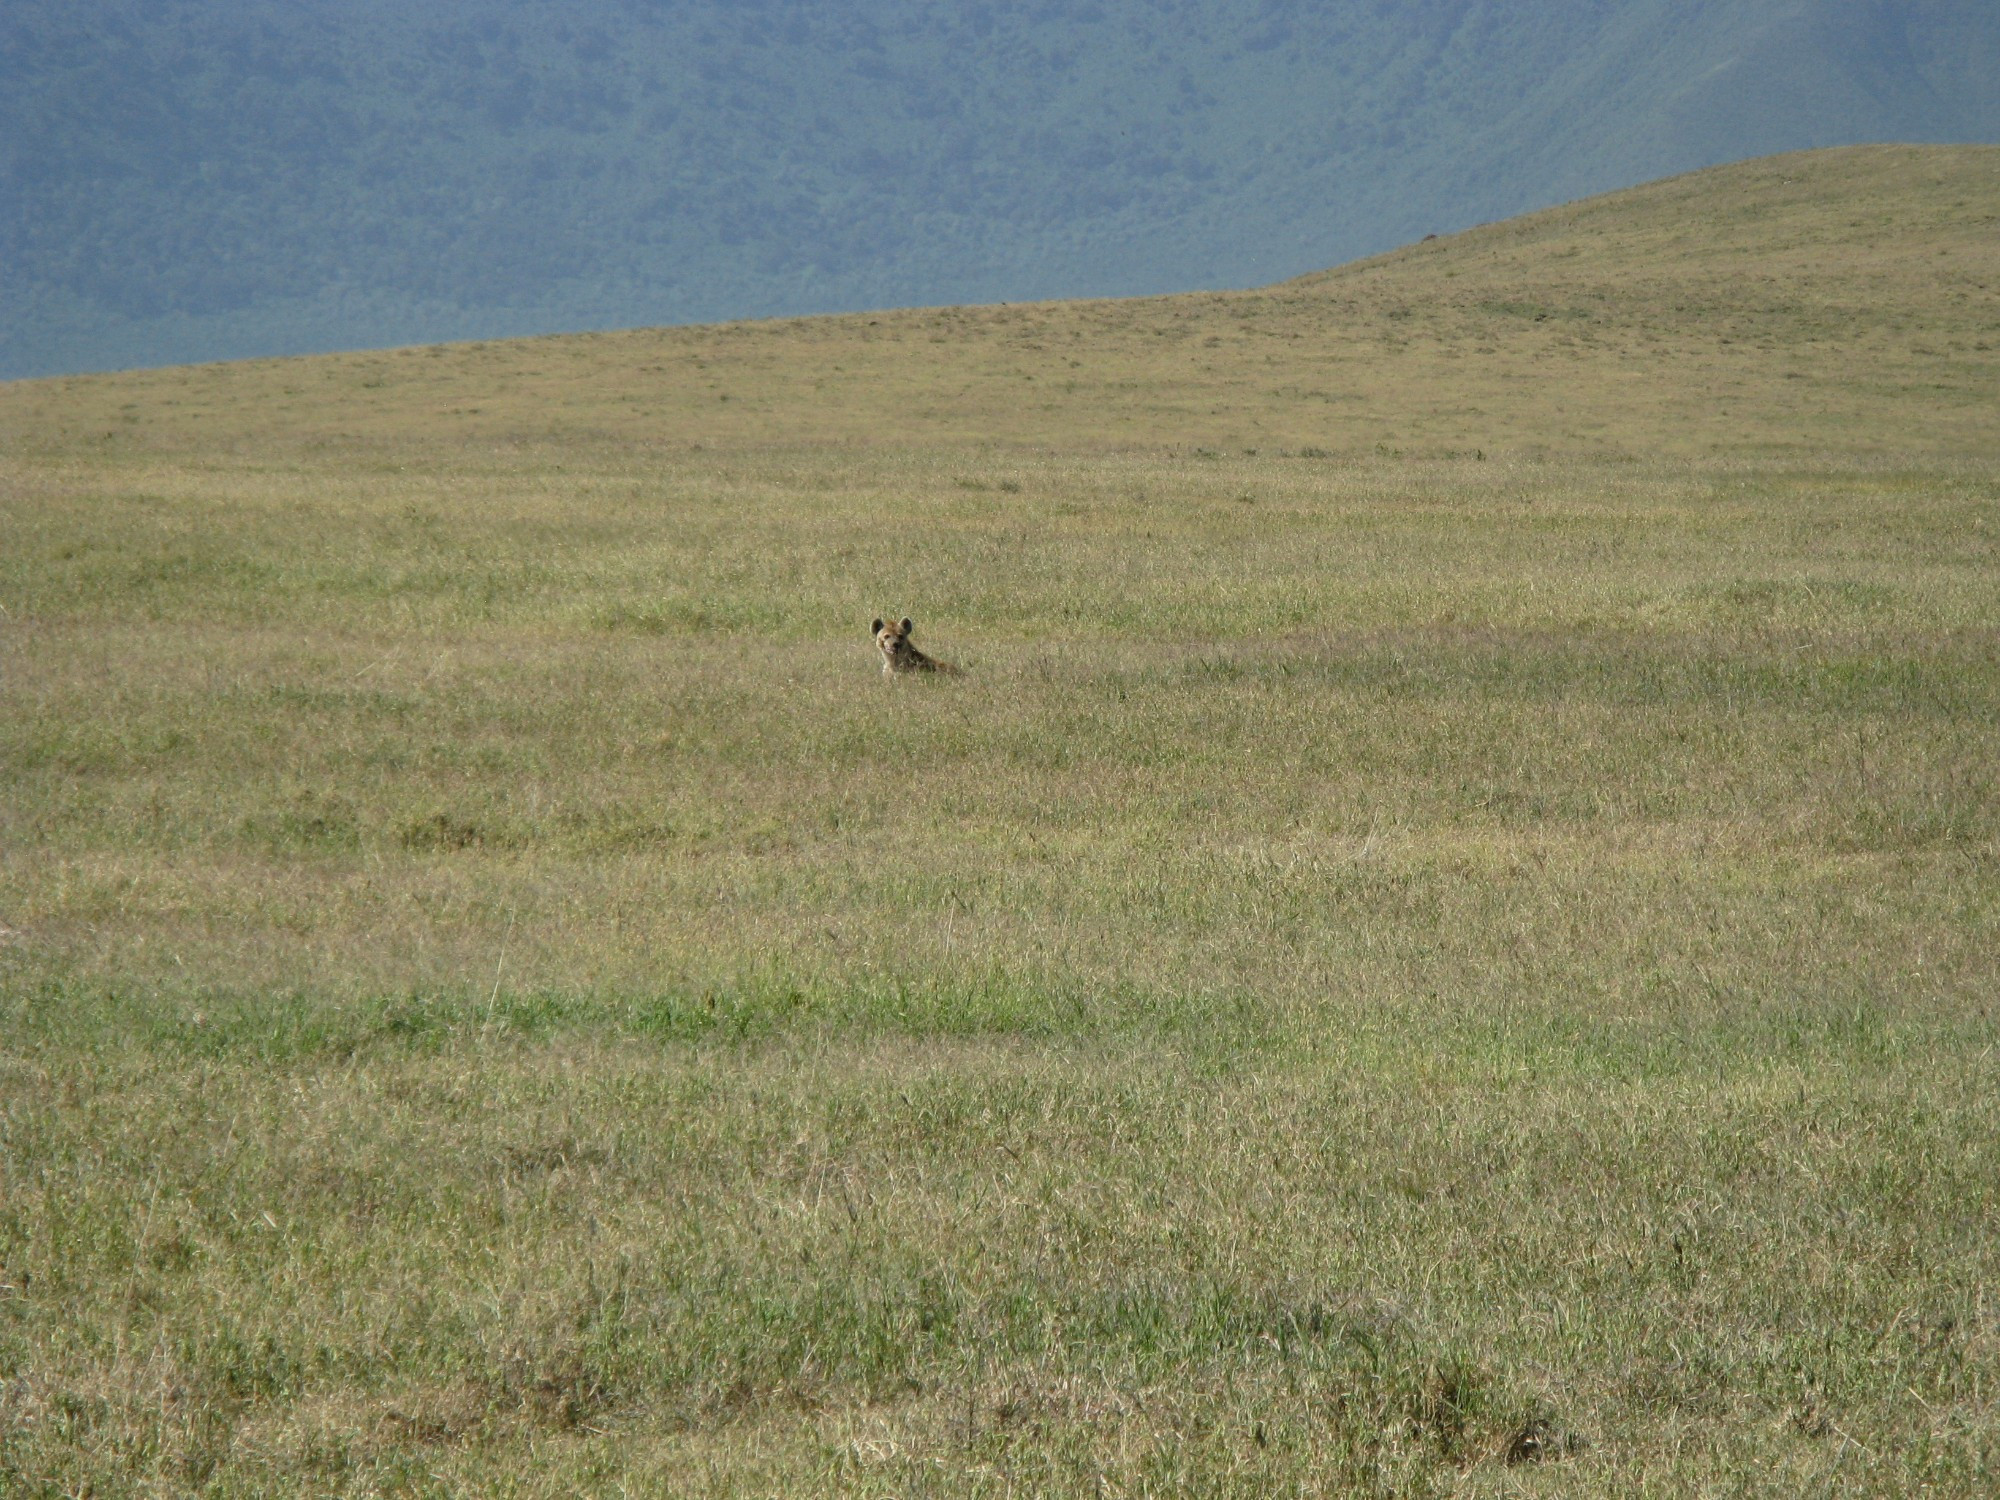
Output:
left=1, top=148, right=1998, bottom=1494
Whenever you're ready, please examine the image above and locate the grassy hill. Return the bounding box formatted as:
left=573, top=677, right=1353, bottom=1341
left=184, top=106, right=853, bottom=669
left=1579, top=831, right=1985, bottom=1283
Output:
left=2, top=150, right=1998, bottom=1495
left=10, top=145, right=1997, bottom=457
left=6, top=1, right=1999, bottom=378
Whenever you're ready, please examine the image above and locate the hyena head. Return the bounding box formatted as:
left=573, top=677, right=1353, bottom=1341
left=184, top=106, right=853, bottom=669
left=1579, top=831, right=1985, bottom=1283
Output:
left=871, top=616, right=924, bottom=674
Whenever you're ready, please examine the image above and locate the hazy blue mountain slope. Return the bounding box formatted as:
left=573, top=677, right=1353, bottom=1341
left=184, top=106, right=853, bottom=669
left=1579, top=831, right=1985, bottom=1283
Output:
left=4, top=0, right=1996, bottom=378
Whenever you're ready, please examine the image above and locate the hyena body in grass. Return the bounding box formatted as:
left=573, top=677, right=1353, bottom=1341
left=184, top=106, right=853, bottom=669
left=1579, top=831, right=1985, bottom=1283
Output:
left=872, top=617, right=958, bottom=676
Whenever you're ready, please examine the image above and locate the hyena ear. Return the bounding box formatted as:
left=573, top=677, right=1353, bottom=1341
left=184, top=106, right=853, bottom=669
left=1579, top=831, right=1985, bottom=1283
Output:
left=870, top=619, right=884, bottom=635
left=899, top=617, right=915, bottom=634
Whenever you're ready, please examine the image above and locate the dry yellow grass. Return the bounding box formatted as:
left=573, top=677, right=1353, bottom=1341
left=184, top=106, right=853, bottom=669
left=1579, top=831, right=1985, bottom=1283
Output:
left=1, top=146, right=1998, bottom=1496
left=4, top=145, right=1996, bottom=458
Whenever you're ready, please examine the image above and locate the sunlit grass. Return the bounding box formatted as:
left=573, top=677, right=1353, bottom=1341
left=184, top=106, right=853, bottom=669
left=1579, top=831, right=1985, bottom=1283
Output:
left=1, top=146, right=1998, bottom=1495
left=7, top=147, right=1997, bottom=460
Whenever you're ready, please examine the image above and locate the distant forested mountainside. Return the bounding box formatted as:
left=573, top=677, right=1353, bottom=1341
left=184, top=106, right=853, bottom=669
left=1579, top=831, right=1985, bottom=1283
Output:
left=5, top=0, right=1997, bottom=377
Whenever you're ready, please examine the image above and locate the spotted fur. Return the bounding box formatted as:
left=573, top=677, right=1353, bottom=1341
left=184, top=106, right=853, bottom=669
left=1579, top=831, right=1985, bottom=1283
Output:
left=871, top=616, right=958, bottom=676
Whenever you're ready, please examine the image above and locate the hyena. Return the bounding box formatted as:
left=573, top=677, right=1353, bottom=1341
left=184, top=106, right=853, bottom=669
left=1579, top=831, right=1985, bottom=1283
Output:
left=871, top=616, right=958, bottom=676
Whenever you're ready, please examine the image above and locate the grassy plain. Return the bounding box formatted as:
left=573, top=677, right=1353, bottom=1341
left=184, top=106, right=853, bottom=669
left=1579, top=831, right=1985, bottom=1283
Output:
left=2, top=146, right=1999, bottom=1495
